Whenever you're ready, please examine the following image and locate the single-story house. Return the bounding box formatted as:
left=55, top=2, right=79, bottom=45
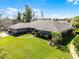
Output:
left=7, top=20, right=73, bottom=37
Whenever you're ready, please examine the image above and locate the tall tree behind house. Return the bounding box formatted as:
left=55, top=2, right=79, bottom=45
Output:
left=41, top=10, right=44, bottom=20
left=17, top=12, right=21, bottom=22
left=22, top=5, right=32, bottom=22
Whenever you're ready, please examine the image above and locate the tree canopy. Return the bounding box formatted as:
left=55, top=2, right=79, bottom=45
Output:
left=72, top=16, right=79, bottom=22
left=72, top=16, right=79, bottom=28
left=22, top=5, right=32, bottom=22
left=17, top=12, right=21, bottom=22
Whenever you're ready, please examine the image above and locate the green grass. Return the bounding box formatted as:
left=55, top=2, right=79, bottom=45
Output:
left=0, top=35, right=73, bottom=59
left=73, top=35, right=79, bottom=43
left=67, top=35, right=79, bottom=56
left=72, top=35, right=79, bottom=53
left=19, top=34, right=33, bottom=37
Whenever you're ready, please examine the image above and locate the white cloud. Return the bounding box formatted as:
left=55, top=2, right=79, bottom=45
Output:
left=67, top=0, right=79, bottom=4
left=51, top=14, right=60, bottom=18
left=50, top=14, right=72, bottom=19
left=34, top=0, right=47, bottom=2
left=33, top=8, right=42, bottom=19
left=74, top=1, right=78, bottom=4
left=67, top=0, right=75, bottom=2
left=0, top=7, right=18, bottom=19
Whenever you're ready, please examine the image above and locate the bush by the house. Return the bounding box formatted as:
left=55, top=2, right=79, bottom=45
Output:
left=72, top=22, right=79, bottom=28
left=60, top=29, right=75, bottom=46
left=72, top=16, right=79, bottom=22
left=72, top=28, right=79, bottom=35
left=33, top=31, right=49, bottom=40
left=51, top=32, right=62, bottom=44
left=57, top=45, right=69, bottom=52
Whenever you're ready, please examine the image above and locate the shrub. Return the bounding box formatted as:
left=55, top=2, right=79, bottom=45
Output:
left=51, top=32, right=62, bottom=43
left=72, top=16, right=79, bottom=22
left=72, top=28, right=79, bottom=35
left=57, top=45, right=69, bottom=52
left=33, top=31, right=50, bottom=40
left=60, top=29, right=75, bottom=46
left=72, top=22, right=79, bottom=28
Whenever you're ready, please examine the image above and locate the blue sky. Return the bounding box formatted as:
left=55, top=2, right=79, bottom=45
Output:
left=0, top=0, right=79, bottom=18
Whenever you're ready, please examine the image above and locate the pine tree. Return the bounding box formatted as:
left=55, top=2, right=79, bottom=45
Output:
left=22, top=5, right=32, bottom=22
left=17, top=12, right=21, bottom=22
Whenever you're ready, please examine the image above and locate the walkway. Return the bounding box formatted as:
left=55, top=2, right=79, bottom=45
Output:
left=69, top=44, right=79, bottom=59
left=0, top=32, right=9, bottom=37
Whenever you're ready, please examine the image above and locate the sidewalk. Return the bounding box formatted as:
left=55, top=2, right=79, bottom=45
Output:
left=69, top=44, right=79, bottom=59
left=0, top=32, right=9, bottom=37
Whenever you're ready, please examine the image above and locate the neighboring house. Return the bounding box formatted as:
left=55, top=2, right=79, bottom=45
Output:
left=0, top=19, right=19, bottom=31
left=8, top=20, right=73, bottom=36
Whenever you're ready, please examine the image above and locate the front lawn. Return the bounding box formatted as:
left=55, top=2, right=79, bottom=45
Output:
left=18, top=34, right=33, bottom=38
left=0, top=35, right=73, bottom=59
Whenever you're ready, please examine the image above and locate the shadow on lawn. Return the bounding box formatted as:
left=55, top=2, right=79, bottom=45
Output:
left=60, top=34, right=75, bottom=46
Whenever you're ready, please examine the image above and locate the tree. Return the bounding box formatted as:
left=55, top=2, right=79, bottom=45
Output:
left=72, top=16, right=79, bottom=22
left=72, top=16, right=79, bottom=28
left=64, top=18, right=71, bottom=22
left=41, top=10, right=44, bottom=20
left=72, top=22, right=79, bottom=28
left=17, top=12, right=21, bottom=22
left=0, top=13, right=1, bottom=19
left=32, top=12, right=36, bottom=21
left=53, top=18, right=59, bottom=21
left=22, top=5, right=32, bottom=22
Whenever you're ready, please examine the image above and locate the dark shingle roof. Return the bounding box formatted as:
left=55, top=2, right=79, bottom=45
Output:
left=0, top=19, right=19, bottom=27
left=9, top=23, right=29, bottom=29
left=9, top=20, right=72, bottom=32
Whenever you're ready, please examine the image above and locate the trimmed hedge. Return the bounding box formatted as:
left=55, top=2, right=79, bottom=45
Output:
left=57, top=45, right=69, bottom=52
left=73, top=35, right=79, bottom=55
